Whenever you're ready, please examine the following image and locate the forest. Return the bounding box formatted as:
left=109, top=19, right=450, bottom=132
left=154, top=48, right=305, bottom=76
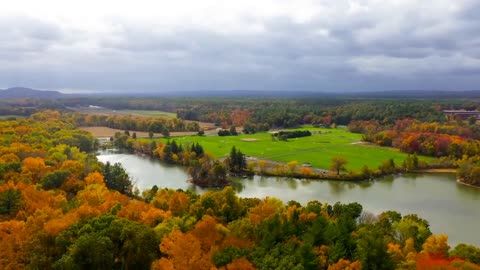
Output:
left=0, top=108, right=480, bottom=269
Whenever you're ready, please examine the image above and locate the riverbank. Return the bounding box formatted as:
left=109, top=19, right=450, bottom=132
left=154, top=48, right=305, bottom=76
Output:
left=415, top=168, right=457, bottom=173
left=456, top=179, right=480, bottom=189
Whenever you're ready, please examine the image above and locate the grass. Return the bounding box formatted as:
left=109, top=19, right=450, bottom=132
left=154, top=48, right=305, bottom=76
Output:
left=0, top=115, right=25, bottom=120
left=72, top=107, right=177, bottom=118
left=152, top=127, right=435, bottom=171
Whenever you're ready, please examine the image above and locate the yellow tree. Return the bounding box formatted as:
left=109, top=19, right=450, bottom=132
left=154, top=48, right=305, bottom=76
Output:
left=421, top=234, right=450, bottom=256
left=158, top=230, right=214, bottom=270
left=248, top=197, right=283, bottom=226
left=330, top=157, right=348, bottom=175
left=21, top=157, right=49, bottom=183
left=287, top=161, right=298, bottom=175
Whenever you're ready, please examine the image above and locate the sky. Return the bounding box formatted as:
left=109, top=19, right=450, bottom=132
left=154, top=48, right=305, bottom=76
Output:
left=1, top=0, right=480, bottom=93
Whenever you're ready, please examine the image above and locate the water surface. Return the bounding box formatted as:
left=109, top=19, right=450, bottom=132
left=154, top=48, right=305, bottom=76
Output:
left=97, top=149, right=480, bottom=246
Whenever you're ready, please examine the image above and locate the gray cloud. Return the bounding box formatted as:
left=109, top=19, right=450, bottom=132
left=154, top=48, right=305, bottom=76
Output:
left=1, top=1, right=480, bottom=92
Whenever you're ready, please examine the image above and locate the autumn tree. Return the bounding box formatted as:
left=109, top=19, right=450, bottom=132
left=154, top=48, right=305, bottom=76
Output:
left=21, top=157, right=49, bottom=183
left=287, top=161, right=298, bottom=175
left=379, top=158, right=397, bottom=174
left=402, top=154, right=419, bottom=172
left=328, top=259, right=361, bottom=270
left=158, top=230, right=214, bottom=269
left=330, top=157, right=348, bottom=175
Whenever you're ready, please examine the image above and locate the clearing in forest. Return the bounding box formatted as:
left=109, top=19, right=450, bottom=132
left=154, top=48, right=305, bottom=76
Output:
left=154, top=127, right=435, bottom=171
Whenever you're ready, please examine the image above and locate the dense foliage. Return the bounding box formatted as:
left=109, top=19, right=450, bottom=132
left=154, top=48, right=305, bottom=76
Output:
left=348, top=119, right=480, bottom=186
left=48, top=96, right=480, bottom=130
left=1, top=110, right=480, bottom=269
left=273, top=130, right=312, bottom=141
left=73, top=113, right=200, bottom=133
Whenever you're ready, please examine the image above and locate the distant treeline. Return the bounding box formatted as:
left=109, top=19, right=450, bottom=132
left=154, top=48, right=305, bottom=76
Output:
left=73, top=113, right=200, bottom=133
left=3, top=96, right=480, bottom=130
left=57, top=96, right=480, bottom=128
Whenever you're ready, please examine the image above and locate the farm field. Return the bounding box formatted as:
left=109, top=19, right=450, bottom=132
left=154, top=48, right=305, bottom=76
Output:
left=153, top=127, right=434, bottom=171
left=70, top=107, right=177, bottom=118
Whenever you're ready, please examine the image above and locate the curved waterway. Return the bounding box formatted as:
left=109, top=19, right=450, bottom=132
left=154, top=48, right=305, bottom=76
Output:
left=97, top=149, right=480, bottom=246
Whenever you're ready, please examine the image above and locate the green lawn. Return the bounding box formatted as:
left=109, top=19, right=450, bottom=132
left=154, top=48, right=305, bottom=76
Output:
left=153, top=127, right=434, bottom=171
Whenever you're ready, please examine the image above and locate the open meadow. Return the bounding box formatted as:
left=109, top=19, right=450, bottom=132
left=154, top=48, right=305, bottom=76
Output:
left=70, top=107, right=177, bottom=118
left=153, top=127, right=434, bottom=171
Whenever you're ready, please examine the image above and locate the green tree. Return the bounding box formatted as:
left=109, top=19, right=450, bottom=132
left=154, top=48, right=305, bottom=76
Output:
left=55, top=214, right=159, bottom=270
left=55, top=234, right=114, bottom=270
left=40, top=170, right=71, bottom=190
left=227, top=146, right=247, bottom=174
left=0, top=188, right=22, bottom=216
left=393, top=214, right=432, bottom=250
left=450, top=243, right=480, bottom=264
left=102, top=162, right=133, bottom=195
left=162, top=128, right=170, bottom=138
left=355, top=225, right=395, bottom=270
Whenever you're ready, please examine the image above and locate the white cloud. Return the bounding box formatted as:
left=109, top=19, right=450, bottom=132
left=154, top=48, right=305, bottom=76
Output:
left=0, top=0, right=479, bottom=92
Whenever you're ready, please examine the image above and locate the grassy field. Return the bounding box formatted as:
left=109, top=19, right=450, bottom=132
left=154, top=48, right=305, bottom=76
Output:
left=71, top=107, right=177, bottom=118
left=153, top=127, right=434, bottom=171
left=0, top=115, right=26, bottom=120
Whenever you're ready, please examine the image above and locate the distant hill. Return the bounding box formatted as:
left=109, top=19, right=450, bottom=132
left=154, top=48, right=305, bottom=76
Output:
left=114, top=89, right=480, bottom=99
left=346, top=90, right=480, bottom=99
left=2, top=87, right=480, bottom=99
left=0, top=87, right=66, bottom=99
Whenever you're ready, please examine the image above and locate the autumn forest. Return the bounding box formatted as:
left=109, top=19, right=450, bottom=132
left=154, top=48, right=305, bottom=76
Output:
left=1, top=96, right=480, bottom=269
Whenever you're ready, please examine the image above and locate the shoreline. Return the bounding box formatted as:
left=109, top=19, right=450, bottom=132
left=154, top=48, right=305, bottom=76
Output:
left=99, top=148, right=458, bottom=183
left=456, top=179, right=480, bottom=189
left=414, top=168, right=457, bottom=173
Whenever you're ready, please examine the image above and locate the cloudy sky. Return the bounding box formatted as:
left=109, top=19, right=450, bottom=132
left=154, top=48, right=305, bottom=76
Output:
left=1, top=0, right=480, bottom=93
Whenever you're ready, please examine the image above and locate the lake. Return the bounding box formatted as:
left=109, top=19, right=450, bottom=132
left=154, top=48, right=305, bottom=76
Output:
left=97, top=149, right=480, bottom=246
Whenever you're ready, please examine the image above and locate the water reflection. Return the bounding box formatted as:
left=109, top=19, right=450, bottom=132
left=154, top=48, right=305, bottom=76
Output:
left=285, top=178, right=298, bottom=190
left=230, top=179, right=245, bottom=193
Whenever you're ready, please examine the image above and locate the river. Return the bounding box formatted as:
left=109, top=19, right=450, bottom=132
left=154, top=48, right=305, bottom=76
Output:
left=97, top=149, right=480, bottom=246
